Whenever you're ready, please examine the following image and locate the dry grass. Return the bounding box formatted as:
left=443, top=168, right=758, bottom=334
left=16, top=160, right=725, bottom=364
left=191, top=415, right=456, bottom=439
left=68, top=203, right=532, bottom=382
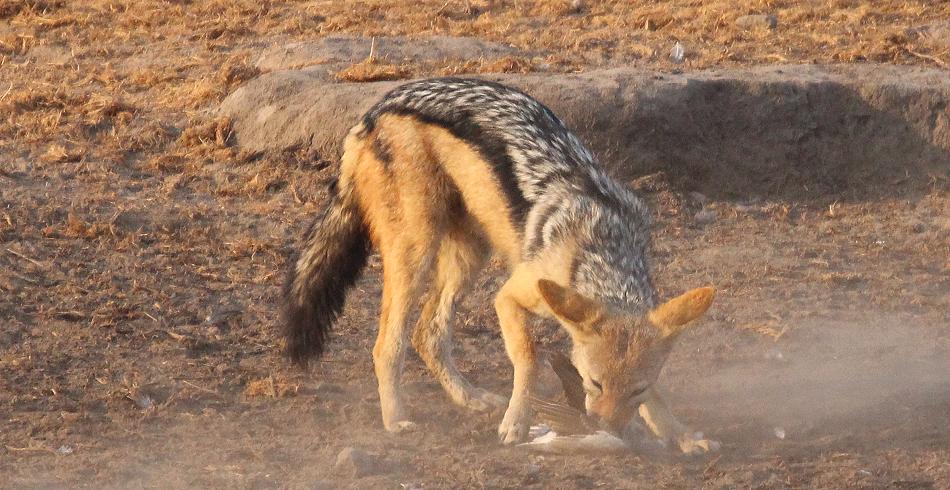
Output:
left=40, top=144, right=81, bottom=164
left=0, top=1, right=64, bottom=20
left=335, top=57, right=412, bottom=82
left=1, top=0, right=947, bottom=175
left=438, top=55, right=539, bottom=75
left=243, top=375, right=299, bottom=399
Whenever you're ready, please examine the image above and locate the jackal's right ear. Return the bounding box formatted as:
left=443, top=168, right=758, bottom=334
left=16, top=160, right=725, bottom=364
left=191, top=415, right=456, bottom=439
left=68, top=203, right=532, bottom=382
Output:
left=648, top=286, right=715, bottom=338
left=537, top=279, right=602, bottom=334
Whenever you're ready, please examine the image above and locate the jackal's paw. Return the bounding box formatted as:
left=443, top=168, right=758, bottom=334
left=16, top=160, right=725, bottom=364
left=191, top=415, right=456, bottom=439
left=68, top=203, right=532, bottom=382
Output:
left=676, top=432, right=720, bottom=455
left=465, top=389, right=507, bottom=413
left=497, top=403, right=531, bottom=444
left=384, top=420, right=418, bottom=434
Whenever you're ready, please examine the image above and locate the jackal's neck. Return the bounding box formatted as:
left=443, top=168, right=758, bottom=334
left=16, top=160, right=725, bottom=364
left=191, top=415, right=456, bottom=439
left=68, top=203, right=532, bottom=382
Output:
left=524, top=178, right=656, bottom=312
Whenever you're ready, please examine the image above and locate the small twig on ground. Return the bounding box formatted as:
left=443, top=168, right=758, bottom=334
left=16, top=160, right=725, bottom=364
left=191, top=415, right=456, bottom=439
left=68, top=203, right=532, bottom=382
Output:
left=10, top=270, right=38, bottom=284
left=435, top=0, right=452, bottom=16
left=165, top=330, right=189, bottom=341
left=290, top=183, right=304, bottom=204
left=905, top=48, right=948, bottom=67
left=739, top=322, right=787, bottom=341
left=6, top=248, right=45, bottom=268
left=703, top=454, right=723, bottom=479
left=5, top=445, right=54, bottom=454
left=159, top=388, right=181, bottom=409
left=182, top=379, right=224, bottom=398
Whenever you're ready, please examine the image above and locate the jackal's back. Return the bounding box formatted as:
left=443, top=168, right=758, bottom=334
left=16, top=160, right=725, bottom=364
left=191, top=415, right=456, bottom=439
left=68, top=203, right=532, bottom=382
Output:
left=361, top=78, right=599, bottom=219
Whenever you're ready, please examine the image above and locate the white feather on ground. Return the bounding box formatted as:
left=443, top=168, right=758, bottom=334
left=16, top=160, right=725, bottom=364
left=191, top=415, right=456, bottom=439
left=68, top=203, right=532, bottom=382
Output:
left=519, top=426, right=629, bottom=454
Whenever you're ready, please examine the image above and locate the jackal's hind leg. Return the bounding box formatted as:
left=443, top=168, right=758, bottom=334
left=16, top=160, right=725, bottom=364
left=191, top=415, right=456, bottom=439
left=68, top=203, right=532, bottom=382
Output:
left=638, top=387, right=720, bottom=454
left=411, top=233, right=506, bottom=412
left=373, top=238, right=437, bottom=433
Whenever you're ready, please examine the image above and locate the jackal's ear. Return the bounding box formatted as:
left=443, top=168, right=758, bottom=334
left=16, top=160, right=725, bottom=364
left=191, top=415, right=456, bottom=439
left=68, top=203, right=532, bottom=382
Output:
left=537, top=279, right=602, bottom=334
left=648, top=287, right=715, bottom=338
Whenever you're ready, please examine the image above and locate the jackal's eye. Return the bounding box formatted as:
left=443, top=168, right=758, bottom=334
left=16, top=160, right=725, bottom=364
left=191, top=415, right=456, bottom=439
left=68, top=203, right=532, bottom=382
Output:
left=584, top=379, right=604, bottom=396
left=626, top=385, right=648, bottom=401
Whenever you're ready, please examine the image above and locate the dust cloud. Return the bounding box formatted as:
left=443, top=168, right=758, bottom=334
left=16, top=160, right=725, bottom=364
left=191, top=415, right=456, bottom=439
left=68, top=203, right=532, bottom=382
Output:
left=672, top=316, right=950, bottom=450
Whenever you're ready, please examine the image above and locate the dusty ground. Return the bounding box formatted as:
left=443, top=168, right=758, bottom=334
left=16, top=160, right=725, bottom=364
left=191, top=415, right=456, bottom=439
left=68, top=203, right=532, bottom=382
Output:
left=2, top=1, right=950, bottom=488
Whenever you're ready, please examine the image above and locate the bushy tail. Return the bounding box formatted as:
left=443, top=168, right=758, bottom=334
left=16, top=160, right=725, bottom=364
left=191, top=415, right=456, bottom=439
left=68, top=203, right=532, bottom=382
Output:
left=282, top=177, right=370, bottom=365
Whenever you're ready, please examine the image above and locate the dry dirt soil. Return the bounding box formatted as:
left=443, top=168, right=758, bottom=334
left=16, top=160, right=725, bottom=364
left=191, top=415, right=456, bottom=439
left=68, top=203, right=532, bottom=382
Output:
left=2, top=1, right=950, bottom=488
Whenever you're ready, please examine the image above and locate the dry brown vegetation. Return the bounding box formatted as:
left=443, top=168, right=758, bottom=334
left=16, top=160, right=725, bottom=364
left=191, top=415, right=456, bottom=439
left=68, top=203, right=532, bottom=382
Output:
left=2, top=1, right=949, bottom=488
left=2, top=0, right=948, bottom=171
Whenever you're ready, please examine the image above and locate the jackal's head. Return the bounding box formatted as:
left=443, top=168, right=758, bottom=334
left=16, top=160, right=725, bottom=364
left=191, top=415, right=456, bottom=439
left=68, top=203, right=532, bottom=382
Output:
left=537, top=279, right=715, bottom=431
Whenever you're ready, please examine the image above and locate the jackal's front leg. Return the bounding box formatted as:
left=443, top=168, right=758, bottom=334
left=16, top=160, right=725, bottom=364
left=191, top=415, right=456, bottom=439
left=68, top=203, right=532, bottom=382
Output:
left=494, top=266, right=541, bottom=444
left=638, top=387, right=720, bottom=454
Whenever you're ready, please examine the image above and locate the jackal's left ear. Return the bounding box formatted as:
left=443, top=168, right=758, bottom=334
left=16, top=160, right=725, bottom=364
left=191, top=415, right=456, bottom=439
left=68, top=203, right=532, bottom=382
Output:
left=648, top=286, right=715, bottom=338
left=537, top=279, right=602, bottom=335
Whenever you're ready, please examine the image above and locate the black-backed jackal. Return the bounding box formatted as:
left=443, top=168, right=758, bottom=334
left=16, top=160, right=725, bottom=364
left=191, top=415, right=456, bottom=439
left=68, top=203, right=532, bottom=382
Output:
left=283, top=78, right=717, bottom=451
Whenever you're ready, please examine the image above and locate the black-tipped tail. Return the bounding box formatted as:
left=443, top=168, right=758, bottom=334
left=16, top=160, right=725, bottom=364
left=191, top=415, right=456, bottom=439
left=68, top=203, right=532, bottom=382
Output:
left=282, top=180, right=370, bottom=365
